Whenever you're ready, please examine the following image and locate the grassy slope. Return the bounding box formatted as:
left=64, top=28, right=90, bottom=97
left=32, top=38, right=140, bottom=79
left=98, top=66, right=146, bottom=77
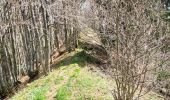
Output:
left=11, top=49, right=163, bottom=100
left=11, top=49, right=114, bottom=100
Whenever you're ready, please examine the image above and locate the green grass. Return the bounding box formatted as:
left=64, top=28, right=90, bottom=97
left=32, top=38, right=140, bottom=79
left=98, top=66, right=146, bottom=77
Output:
left=28, top=85, right=49, bottom=100
left=54, top=65, right=113, bottom=100
left=55, top=86, right=72, bottom=100
left=12, top=64, right=113, bottom=100
left=11, top=49, right=164, bottom=100
left=11, top=50, right=113, bottom=100
left=54, top=76, right=64, bottom=85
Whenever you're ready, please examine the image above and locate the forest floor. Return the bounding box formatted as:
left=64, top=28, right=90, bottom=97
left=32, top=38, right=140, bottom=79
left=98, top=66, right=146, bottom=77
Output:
left=11, top=49, right=164, bottom=100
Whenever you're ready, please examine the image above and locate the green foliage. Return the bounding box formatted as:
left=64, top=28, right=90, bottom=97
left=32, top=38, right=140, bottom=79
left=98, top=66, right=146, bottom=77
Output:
left=55, top=86, right=71, bottom=100
left=157, top=70, right=170, bottom=80
left=54, top=64, right=113, bottom=100
left=76, top=77, right=94, bottom=89
left=28, top=85, right=49, bottom=100
left=54, top=68, right=81, bottom=100
left=54, top=76, right=64, bottom=85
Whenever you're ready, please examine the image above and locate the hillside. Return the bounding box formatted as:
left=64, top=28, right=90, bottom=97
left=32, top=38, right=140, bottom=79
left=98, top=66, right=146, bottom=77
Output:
left=11, top=49, right=163, bottom=100
left=0, top=0, right=170, bottom=99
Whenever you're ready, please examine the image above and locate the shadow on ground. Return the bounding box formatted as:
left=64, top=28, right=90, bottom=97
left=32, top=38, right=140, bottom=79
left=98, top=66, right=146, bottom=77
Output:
left=51, top=50, right=102, bottom=69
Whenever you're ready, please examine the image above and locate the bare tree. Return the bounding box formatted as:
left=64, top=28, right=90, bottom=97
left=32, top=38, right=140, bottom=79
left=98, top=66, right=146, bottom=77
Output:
left=79, top=0, right=170, bottom=99
left=94, top=0, right=170, bottom=99
left=0, top=0, right=80, bottom=97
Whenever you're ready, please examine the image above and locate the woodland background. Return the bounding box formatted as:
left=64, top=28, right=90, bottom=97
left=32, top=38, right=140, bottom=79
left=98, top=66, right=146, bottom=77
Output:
left=0, top=0, right=170, bottom=99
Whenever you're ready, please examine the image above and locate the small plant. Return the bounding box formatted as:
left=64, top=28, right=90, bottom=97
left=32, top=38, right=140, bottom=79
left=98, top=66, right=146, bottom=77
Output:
left=55, top=86, right=71, bottom=100
left=157, top=70, right=170, bottom=81
left=29, top=85, right=49, bottom=100
left=76, top=77, right=94, bottom=89
left=54, top=76, right=64, bottom=84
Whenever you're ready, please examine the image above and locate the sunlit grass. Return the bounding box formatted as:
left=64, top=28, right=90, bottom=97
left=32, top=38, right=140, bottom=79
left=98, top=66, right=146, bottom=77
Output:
left=11, top=49, right=164, bottom=100
left=12, top=64, right=113, bottom=100
left=54, top=65, right=113, bottom=100
left=11, top=50, right=113, bottom=100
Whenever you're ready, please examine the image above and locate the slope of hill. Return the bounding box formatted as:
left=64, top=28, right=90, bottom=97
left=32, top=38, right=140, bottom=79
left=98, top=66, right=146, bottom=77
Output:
left=11, top=49, right=163, bottom=100
left=11, top=49, right=114, bottom=100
